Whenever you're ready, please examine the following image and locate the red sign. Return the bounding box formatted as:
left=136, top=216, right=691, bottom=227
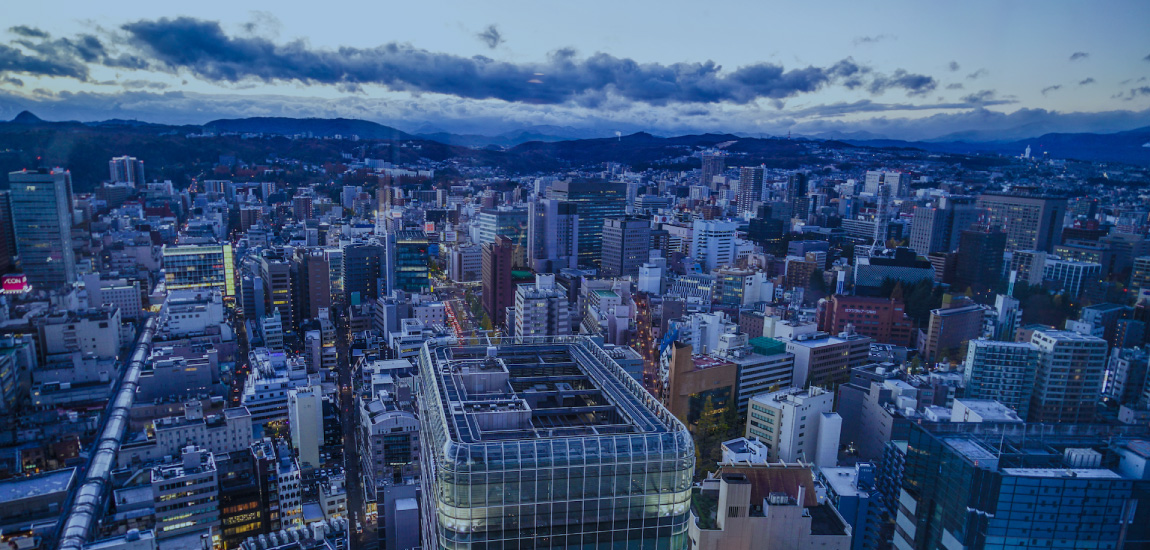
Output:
left=3, top=274, right=30, bottom=294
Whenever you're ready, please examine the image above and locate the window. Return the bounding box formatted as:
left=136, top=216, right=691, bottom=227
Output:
left=727, top=506, right=739, bottom=518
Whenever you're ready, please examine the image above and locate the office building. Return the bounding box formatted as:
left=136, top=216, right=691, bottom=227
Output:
left=359, top=395, right=419, bottom=493
left=474, top=206, right=528, bottom=246
left=386, top=230, right=429, bottom=294
left=976, top=193, right=1067, bottom=252
left=513, top=274, right=571, bottom=343
left=151, top=447, right=220, bottom=540
left=417, top=338, right=695, bottom=549
left=482, top=235, right=514, bottom=327
left=662, top=342, right=738, bottom=425
left=745, top=386, right=840, bottom=467
left=962, top=340, right=1041, bottom=420
left=600, top=217, right=651, bottom=278
left=954, top=224, right=1007, bottom=293
left=1106, top=347, right=1149, bottom=407
left=691, top=219, right=737, bottom=272
left=731, top=339, right=796, bottom=414
left=8, top=169, right=76, bottom=289
left=288, top=387, right=323, bottom=468
left=786, top=172, right=809, bottom=220
left=817, top=295, right=914, bottom=347
left=908, top=197, right=981, bottom=256
left=864, top=170, right=909, bottom=197
left=526, top=198, right=579, bottom=273
left=737, top=166, right=764, bottom=215
left=342, top=242, right=385, bottom=304
left=162, top=244, right=236, bottom=298
left=1042, top=258, right=1103, bottom=299
left=784, top=331, right=872, bottom=390
left=448, top=243, right=483, bottom=283
left=548, top=180, right=627, bottom=268
left=921, top=304, right=984, bottom=363
left=819, top=463, right=884, bottom=550
left=258, top=251, right=296, bottom=337
left=1132, top=256, right=1150, bottom=301
left=1029, top=329, right=1107, bottom=423
left=894, top=422, right=1149, bottom=550
left=293, top=248, right=331, bottom=321
left=109, top=155, right=145, bottom=186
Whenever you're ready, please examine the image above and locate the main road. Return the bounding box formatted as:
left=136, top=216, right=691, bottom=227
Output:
left=335, top=308, right=377, bottom=550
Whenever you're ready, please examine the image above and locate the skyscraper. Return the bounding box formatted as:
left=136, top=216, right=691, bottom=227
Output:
left=549, top=180, right=627, bottom=268
left=955, top=224, right=1007, bottom=293
left=526, top=198, right=579, bottom=273
left=785, top=171, right=809, bottom=220
left=600, top=216, right=650, bottom=278
left=386, top=230, right=429, bottom=294
left=8, top=169, right=76, bottom=289
left=691, top=219, right=737, bottom=272
left=909, top=196, right=982, bottom=255
left=700, top=151, right=725, bottom=189
left=108, top=155, right=145, bottom=187
left=737, top=166, right=764, bottom=215
left=512, top=274, right=571, bottom=342
left=482, top=235, right=514, bottom=327
left=977, top=192, right=1067, bottom=252
left=417, top=338, right=695, bottom=549
left=342, top=242, right=385, bottom=304
left=962, top=340, right=1040, bottom=420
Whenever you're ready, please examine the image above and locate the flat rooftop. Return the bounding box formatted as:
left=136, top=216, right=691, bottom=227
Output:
left=424, top=339, right=674, bottom=443
left=0, top=467, right=75, bottom=503
left=1002, top=468, right=1122, bottom=479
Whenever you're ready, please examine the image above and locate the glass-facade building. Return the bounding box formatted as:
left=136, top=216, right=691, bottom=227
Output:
left=161, top=243, right=235, bottom=296
left=8, top=169, right=76, bottom=289
left=418, top=337, right=695, bottom=549
left=548, top=180, right=627, bottom=269
left=387, top=230, right=429, bottom=295
left=895, top=422, right=1150, bottom=550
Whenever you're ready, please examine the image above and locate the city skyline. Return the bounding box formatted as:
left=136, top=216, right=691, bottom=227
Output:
left=2, top=1, right=1150, bottom=139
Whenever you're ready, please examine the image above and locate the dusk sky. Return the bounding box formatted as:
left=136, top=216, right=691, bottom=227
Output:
left=3, top=0, right=1150, bottom=139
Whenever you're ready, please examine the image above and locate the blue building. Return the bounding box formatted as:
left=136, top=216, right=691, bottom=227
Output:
left=820, top=462, right=885, bottom=550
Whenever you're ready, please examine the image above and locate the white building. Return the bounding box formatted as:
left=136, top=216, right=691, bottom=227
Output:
left=288, top=386, right=324, bottom=468
left=448, top=243, right=483, bottom=283
left=691, top=219, right=737, bottom=272
left=150, top=447, right=219, bottom=540
left=1042, top=258, right=1102, bottom=298
left=159, top=290, right=229, bottom=339
left=745, top=386, right=840, bottom=467
left=154, top=404, right=253, bottom=459
left=513, top=274, right=572, bottom=343
left=261, top=310, right=285, bottom=352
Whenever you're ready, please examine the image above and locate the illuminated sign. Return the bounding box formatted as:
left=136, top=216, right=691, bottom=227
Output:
left=843, top=308, right=877, bottom=315
left=3, top=274, right=31, bottom=294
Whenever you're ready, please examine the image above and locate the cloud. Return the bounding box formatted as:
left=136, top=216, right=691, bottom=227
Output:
left=8, top=25, right=49, bottom=39
left=946, top=83, right=964, bottom=90
left=1144, top=53, right=1150, bottom=62
left=852, top=34, right=892, bottom=46
left=0, top=43, right=90, bottom=79
left=99, top=17, right=939, bottom=107
left=961, top=89, right=1000, bottom=105
left=1041, top=85, right=1062, bottom=96
left=1118, top=86, right=1150, bottom=100
left=966, top=68, right=987, bottom=80
left=1069, top=51, right=1089, bottom=61
left=0, top=76, right=23, bottom=87
left=476, top=25, right=504, bottom=49
left=1078, top=78, right=1095, bottom=86
left=948, top=61, right=960, bottom=72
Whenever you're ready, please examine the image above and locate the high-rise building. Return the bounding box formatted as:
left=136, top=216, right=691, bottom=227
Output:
left=600, top=216, right=650, bottom=278
left=0, top=191, right=14, bottom=274
left=386, top=230, right=429, bottom=294
left=894, top=422, right=1149, bottom=550
left=473, top=206, right=528, bottom=246
left=909, top=197, right=982, bottom=255
left=259, top=250, right=296, bottom=337
left=863, top=171, right=909, bottom=197
left=512, top=274, right=571, bottom=343
left=108, top=155, right=145, bottom=186
left=548, top=180, right=627, bottom=268
left=294, top=248, right=330, bottom=321
left=691, top=219, right=737, bottom=272
left=1042, top=258, right=1103, bottom=299
left=962, top=340, right=1041, bottom=420
left=783, top=331, right=872, bottom=389
left=342, top=242, right=385, bottom=304
left=8, top=169, right=76, bottom=289
left=700, top=151, right=725, bottom=189
left=287, top=387, right=323, bottom=469
left=1028, top=329, right=1107, bottom=423
left=785, top=172, right=809, bottom=220
left=1105, top=347, right=1149, bottom=407
left=292, top=192, right=313, bottom=220
left=737, top=166, right=764, bottom=215
left=417, top=338, right=695, bottom=549
left=954, top=224, right=1007, bottom=293
left=161, top=243, right=235, bottom=297
left=151, top=447, right=220, bottom=540
left=482, top=235, right=514, bottom=327
left=922, top=303, right=984, bottom=363
left=745, top=386, right=840, bottom=467
left=976, top=193, right=1067, bottom=252
left=526, top=198, right=579, bottom=273
left=816, top=295, right=914, bottom=347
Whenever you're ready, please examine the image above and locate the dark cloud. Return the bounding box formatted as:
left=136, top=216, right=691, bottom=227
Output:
left=1079, top=78, right=1095, bottom=86
left=476, top=25, right=504, bottom=49
left=1041, top=85, right=1062, bottom=96
left=109, top=17, right=937, bottom=106
left=852, top=34, right=892, bottom=46
left=1144, top=54, right=1150, bottom=62
left=946, top=83, right=964, bottom=90
left=961, top=90, right=1000, bottom=105
left=1120, top=86, right=1150, bottom=100
left=948, top=61, right=960, bottom=72
left=1069, top=51, right=1089, bottom=61
left=8, top=25, right=48, bottom=39
left=0, top=76, right=23, bottom=87
left=966, top=68, right=987, bottom=80
left=0, top=43, right=89, bottom=79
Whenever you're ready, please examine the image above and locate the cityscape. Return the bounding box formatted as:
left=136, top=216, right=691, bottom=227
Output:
left=1, top=3, right=1150, bottom=550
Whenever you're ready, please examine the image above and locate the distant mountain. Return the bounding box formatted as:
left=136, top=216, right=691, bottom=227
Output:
left=11, top=111, right=44, bottom=124
left=203, top=117, right=414, bottom=140
left=414, top=125, right=614, bottom=148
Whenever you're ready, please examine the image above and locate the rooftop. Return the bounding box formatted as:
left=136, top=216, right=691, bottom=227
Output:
left=1002, top=468, right=1122, bottom=479
left=0, top=467, right=75, bottom=502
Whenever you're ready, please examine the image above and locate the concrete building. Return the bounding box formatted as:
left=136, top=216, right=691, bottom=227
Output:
left=662, top=342, right=739, bottom=425
left=783, top=331, right=872, bottom=389
left=548, top=180, right=627, bottom=268
left=921, top=304, right=984, bottom=363
left=482, top=235, right=514, bottom=327
left=600, top=216, right=651, bottom=278
left=745, top=386, right=840, bottom=467
left=359, top=396, right=419, bottom=493
left=512, top=274, right=571, bottom=343
left=688, top=470, right=851, bottom=550
left=1043, top=257, right=1103, bottom=298
left=526, top=197, right=579, bottom=273
left=976, top=193, right=1067, bottom=252
left=692, top=219, right=737, bottom=272
left=162, top=243, right=236, bottom=298
left=152, top=404, right=252, bottom=462
left=447, top=243, right=483, bottom=282
left=151, top=447, right=219, bottom=540
left=288, top=386, right=323, bottom=469
left=962, top=340, right=1040, bottom=420
left=1029, top=329, right=1108, bottom=423
left=737, top=166, right=764, bottom=215
left=817, top=295, right=914, bottom=347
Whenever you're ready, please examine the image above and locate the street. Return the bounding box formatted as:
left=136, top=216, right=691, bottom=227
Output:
left=335, top=310, right=375, bottom=550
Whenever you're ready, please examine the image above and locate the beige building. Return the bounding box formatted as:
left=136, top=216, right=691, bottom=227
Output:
left=662, top=342, right=738, bottom=426
left=688, top=469, right=851, bottom=550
